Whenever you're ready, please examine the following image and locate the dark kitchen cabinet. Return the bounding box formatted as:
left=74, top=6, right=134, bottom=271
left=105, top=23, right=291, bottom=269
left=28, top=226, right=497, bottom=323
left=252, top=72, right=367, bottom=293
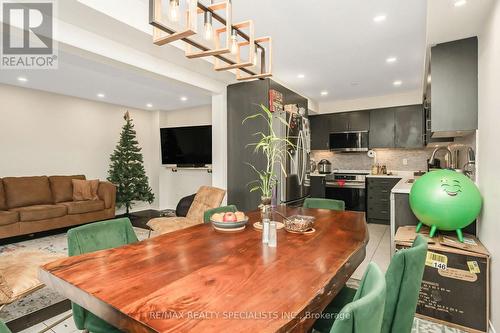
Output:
left=348, top=111, right=370, bottom=131
left=328, top=113, right=350, bottom=132
left=395, top=105, right=424, bottom=148
left=310, top=176, right=326, bottom=198
left=227, top=79, right=308, bottom=211
left=310, top=106, right=423, bottom=151
left=310, top=115, right=329, bottom=150
left=328, top=111, right=369, bottom=132
left=369, top=108, right=395, bottom=148
left=367, top=177, right=401, bottom=224
left=369, top=105, right=424, bottom=149
left=430, top=37, right=478, bottom=136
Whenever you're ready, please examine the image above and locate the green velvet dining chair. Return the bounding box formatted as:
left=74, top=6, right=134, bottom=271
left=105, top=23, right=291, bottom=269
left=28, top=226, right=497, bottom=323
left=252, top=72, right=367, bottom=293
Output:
left=328, top=262, right=386, bottom=333
left=0, top=320, right=11, bottom=333
left=203, top=205, right=238, bottom=223
left=303, top=198, right=345, bottom=211
left=68, top=218, right=138, bottom=333
left=314, top=235, right=428, bottom=333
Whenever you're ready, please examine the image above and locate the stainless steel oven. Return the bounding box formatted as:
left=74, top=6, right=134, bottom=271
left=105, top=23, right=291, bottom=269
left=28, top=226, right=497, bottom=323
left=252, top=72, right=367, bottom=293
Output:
left=329, top=131, right=369, bottom=152
left=325, top=172, right=367, bottom=211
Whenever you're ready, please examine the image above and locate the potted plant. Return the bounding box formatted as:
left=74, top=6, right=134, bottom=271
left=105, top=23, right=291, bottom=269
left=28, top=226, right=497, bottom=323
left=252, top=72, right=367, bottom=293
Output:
left=243, top=105, right=294, bottom=219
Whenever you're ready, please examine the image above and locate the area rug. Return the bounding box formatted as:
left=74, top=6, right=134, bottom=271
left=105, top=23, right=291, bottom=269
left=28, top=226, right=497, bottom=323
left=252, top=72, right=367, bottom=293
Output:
left=0, top=227, right=150, bottom=322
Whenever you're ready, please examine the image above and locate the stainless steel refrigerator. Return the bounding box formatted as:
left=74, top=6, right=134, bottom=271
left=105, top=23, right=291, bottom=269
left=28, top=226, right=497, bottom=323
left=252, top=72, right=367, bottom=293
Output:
left=274, top=109, right=311, bottom=206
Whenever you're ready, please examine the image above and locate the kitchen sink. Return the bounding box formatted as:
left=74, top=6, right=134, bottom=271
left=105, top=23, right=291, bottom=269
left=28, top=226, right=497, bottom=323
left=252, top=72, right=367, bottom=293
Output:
left=406, top=179, right=415, bottom=184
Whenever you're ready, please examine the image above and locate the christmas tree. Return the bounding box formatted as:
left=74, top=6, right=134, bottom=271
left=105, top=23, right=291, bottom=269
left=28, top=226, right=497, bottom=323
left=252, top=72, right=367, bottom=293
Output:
left=108, top=111, right=154, bottom=214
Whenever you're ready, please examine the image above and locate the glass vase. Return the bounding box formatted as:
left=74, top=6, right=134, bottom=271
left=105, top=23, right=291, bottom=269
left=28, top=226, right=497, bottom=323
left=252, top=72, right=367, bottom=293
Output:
left=260, top=196, right=272, bottom=222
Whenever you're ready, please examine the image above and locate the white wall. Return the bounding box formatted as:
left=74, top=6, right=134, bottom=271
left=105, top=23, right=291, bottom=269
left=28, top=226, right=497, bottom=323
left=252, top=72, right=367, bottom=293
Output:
left=158, top=105, right=213, bottom=209
left=477, top=1, right=500, bottom=330
left=0, top=84, right=160, bottom=212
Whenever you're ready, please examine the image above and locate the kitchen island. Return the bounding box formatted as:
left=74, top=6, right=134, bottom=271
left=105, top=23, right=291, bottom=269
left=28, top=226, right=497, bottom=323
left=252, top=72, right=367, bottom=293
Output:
left=390, top=177, right=419, bottom=254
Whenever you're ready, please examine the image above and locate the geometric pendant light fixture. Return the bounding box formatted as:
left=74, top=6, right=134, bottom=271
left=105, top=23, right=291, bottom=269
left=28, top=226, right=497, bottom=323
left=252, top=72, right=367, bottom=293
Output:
left=149, top=0, right=273, bottom=80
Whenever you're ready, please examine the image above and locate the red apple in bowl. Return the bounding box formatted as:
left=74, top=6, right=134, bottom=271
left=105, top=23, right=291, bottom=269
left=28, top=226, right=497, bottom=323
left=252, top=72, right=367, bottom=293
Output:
left=222, top=212, right=238, bottom=222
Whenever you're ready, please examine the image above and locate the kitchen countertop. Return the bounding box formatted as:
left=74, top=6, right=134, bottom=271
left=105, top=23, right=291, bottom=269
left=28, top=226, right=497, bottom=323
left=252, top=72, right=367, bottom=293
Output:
left=311, top=170, right=418, bottom=179
left=366, top=174, right=404, bottom=179
left=391, top=177, right=415, bottom=194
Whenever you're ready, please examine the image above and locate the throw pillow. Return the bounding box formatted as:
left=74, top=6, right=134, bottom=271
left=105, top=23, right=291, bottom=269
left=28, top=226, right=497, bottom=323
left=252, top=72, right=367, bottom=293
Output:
left=72, top=179, right=99, bottom=201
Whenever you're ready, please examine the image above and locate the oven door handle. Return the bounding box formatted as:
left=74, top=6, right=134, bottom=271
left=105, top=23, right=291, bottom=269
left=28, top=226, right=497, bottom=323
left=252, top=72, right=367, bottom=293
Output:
left=326, top=184, right=366, bottom=189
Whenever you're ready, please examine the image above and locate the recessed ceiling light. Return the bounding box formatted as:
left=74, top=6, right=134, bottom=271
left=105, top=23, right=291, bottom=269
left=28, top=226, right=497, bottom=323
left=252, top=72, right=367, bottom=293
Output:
left=180, top=96, right=188, bottom=102
left=320, top=91, right=329, bottom=96
left=427, top=75, right=432, bottom=84
left=146, top=103, right=153, bottom=108
left=393, top=80, right=402, bottom=86
left=17, top=77, right=28, bottom=82
left=97, top=93, right=105, bottom=98
left=454, top=0, right=467, bottom=7
left=386, top=57, right=397, bottom=63
left=297, top=74, right=305, bottom=79
left=373, top=15, right=387, bottom=23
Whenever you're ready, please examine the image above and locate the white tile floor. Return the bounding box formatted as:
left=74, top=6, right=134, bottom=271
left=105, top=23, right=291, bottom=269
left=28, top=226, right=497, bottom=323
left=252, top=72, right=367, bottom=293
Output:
left=352, top=223, right=391, bottom=280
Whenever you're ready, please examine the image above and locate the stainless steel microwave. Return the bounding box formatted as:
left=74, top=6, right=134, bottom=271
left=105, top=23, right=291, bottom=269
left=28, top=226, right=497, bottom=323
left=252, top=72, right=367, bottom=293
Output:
left=329, top=131, right=369, bottom=152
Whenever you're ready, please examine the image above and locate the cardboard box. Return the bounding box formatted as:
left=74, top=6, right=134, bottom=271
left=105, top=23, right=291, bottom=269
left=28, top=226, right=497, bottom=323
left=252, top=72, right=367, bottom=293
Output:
left=395, top=226, right=490, bottom=333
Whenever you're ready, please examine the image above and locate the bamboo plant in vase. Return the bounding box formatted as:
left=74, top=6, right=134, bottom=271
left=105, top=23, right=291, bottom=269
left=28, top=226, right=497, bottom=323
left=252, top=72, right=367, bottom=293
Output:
left=243, top=104, right=294, bottom=221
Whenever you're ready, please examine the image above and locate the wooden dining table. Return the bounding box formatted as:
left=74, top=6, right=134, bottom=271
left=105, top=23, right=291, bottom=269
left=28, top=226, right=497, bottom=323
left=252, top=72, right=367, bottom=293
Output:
left=39, top=206, right=368, bottom=333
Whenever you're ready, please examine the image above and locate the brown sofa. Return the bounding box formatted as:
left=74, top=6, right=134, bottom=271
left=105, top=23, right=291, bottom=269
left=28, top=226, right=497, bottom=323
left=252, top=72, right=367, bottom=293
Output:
left=0, top=175, right=116, bottom=239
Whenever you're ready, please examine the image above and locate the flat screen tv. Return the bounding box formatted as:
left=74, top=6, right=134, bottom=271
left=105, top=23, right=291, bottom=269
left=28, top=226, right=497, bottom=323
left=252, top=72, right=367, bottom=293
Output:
left=160, top=125, right=212, bottom=166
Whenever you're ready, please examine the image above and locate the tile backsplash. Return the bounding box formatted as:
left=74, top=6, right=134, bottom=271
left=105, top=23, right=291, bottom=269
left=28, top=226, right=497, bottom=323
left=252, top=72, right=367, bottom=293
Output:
left=311, top=149, right=432, bottom=172
left=311, top=132, right=477, bottom=173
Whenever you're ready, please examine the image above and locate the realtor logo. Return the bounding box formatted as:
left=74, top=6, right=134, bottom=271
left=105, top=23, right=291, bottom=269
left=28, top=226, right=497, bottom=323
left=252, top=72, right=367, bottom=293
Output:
left=1, top=0, right=58, bottom=69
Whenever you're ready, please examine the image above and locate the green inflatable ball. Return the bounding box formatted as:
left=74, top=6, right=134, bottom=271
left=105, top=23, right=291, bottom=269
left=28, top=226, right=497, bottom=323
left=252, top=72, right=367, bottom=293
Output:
left=409, top=169, right=482, bottom=242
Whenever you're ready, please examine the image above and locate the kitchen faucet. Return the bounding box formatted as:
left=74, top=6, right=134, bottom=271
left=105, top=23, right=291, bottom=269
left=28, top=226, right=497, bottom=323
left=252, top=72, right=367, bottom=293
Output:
left=429, top=146, right=454, bottom=169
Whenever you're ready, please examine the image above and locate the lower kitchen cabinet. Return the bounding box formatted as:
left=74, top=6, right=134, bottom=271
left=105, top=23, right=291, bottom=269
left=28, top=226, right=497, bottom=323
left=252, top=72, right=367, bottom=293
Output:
left=366, top=177, right=401, bottom=224
left=310, top=176, right=326, bottom=198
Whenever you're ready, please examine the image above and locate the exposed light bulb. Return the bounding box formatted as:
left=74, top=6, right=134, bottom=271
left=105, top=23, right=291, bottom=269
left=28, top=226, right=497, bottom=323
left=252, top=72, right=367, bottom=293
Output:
left=252, top=49, right=258, bottom=66
left=169, top=0, right=180, bottom=22
left=230, top=29, right=238, bottom=55
left=204, top=11, right=213, bottom=40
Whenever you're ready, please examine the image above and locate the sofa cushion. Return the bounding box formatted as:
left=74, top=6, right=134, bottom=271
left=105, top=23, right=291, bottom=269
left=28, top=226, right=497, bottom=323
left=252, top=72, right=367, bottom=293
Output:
left=61, top=200, right=105, bottom=215
left=49, top=175, right=86, bottom=203
left=186, top=186, right=226, bottom=222
left=3, top=176, right=53, bottom=209
left=0, top=179, right=7, bottom=211
left=11, top=204, right=67, bottom=222
left=72, top=179, right=99, bottom=201
left=0, top=211, right=18, bottom=226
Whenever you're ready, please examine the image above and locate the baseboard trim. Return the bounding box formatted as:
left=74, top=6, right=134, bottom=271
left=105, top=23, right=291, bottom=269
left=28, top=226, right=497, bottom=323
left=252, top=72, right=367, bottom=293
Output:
left=490, top=320, right=497, bottom=333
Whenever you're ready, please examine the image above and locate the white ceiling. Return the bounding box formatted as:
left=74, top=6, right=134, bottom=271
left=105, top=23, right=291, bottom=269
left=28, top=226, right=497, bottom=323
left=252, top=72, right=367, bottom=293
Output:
left=2, top=0, right=492, bottom=112
left=427, top=0, right=494, bottom=45
left=231, top=0, right=428, bottom=102
left=0, top=47, right=213, bottom=111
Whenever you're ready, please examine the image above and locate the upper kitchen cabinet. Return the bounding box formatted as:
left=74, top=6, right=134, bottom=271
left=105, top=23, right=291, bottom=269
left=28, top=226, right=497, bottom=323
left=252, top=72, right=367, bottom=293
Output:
left=310, top=115, right=329, bottom=150
left=369, top=105, right=424, bottom=149
left=369, top=108, right=395, bottom=148
left=328, top=111, right=369, bottom=132
left=395, top=105, right=424, bottom=148
left=347, top=111, right=370, bottom=131
left=430, top=37, right=478, bottom=137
